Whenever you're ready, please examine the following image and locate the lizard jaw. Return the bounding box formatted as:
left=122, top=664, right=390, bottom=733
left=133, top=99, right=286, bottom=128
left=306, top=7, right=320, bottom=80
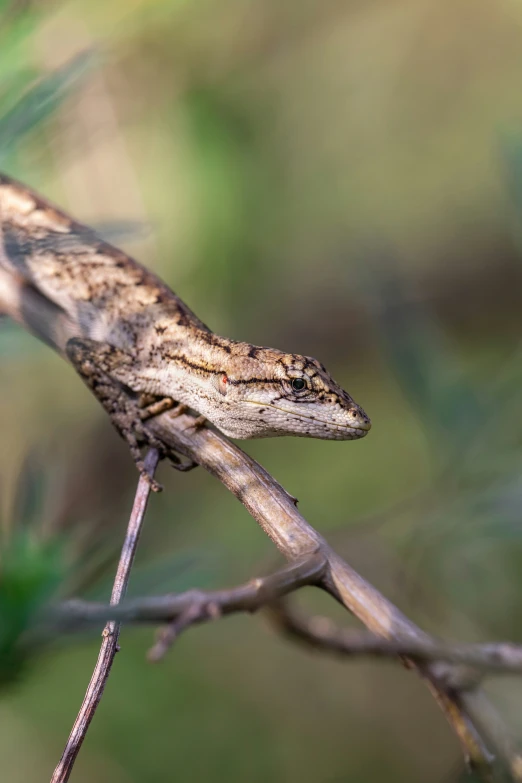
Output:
left=258, top=403, right=371, bottom=440
left=213, top=399, right=371, bottom=441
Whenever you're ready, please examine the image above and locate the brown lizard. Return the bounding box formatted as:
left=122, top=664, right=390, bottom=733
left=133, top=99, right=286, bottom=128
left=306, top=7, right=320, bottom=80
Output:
left=0, top=172, right=370, bottom=485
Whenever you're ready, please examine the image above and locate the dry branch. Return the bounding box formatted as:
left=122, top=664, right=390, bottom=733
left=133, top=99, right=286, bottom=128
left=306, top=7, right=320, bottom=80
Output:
left=137, top=405, right=522, bottom=782
left=50, top=448, right=160, bottom=783
left=146, top=553, right=326, bottom=661
left=54, top=554, right=326, bottom=630
left=266, top=602, right=522, bottom=680
left=54, top=566, right=522, bottom=677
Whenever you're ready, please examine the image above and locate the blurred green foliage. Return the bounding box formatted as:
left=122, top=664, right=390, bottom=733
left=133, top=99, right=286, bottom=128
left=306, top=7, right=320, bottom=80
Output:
left=0, top=529, right=62, bottom=685
left=2, top=0, right=522, bottom=781
left=0, top=51, right=93, bottom=164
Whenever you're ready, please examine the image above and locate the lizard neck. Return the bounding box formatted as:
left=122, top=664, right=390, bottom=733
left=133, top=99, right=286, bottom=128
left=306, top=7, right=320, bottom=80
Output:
left=135, top=321, right=274, bottom=392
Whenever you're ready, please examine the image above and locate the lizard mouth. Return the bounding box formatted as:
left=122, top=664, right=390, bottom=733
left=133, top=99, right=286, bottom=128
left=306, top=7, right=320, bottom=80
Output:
left=247, top=401, right=371, bottom=435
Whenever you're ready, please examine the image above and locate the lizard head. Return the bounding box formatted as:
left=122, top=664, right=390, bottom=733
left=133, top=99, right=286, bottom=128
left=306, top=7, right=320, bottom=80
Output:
left=202, top=345, right=371, bottom=441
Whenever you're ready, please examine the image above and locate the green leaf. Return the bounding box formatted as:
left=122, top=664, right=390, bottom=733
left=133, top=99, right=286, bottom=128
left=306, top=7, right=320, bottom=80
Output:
left=0, top=531, right=65, bottom=686
left=0, top=50, right=95, bottom=158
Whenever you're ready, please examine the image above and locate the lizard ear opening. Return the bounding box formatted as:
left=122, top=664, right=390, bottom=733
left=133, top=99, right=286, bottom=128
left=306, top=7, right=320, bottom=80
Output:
left=212, top=372, right=229, bottom=397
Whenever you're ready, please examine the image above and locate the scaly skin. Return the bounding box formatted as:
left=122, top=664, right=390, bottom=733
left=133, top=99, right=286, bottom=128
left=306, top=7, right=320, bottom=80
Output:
left=0, top=173, right=370, bottom=475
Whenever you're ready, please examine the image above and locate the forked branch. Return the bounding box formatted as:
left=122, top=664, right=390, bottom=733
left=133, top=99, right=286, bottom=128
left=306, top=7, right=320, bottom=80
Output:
left=142, top=405, right=522, bottom=782
left=55, top=568, right=522, bottom=679
left=37, top=396, right=522, bottom=783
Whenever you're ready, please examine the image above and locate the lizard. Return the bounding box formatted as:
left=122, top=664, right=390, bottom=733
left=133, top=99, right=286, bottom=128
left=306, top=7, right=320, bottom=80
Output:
left=0, top=172, right=371, bottom=487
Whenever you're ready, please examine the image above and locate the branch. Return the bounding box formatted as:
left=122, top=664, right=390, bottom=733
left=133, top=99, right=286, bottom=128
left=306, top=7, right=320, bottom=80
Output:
left=51, top=555, right=327, bottom=660
left=50, top=448, right=160, bottom=783
left=265, top=601, right=522, bottom=679
left=48, top=580, right=522, bottom=681
left=53, top=572, right=522, bottom=675
left=141, top=406, right=522, bottom=782
left=147, top=554, right=326, bottom=661
left=53, top=555, right=324, bottom=627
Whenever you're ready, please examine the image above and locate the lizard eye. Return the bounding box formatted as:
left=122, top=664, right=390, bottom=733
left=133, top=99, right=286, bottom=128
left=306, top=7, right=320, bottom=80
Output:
left=291, top=378, right=306, bottom=392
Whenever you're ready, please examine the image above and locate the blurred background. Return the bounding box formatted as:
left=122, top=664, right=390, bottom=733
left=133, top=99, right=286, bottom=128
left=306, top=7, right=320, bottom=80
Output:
left=1, top=0, right=522, bottom=780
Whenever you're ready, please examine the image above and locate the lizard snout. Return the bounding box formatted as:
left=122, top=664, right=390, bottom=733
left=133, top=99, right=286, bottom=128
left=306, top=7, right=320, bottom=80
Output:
left=348, top=406, right=371, bottom=432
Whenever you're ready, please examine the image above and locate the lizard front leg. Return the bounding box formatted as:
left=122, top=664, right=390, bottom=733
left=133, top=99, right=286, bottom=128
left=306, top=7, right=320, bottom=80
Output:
left=65, top=337, right=197, bottom=489
left=137, top=394, right=177, bottom=420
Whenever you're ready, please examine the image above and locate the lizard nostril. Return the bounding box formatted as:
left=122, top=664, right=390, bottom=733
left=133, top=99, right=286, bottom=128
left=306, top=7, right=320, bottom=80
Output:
left=350, top=407, right=371, bottom=430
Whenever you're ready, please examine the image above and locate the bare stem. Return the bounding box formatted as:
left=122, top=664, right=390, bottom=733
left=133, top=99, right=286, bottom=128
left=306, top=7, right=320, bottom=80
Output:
left=54, top=555, right=326, bottom=628
left=143, top=406, right=522, bottom=782
left=146, top=554, right=326, bottom=660
left=53, top=585, right=522, bottom=677
left=50, top=448, right=160, bottom=783
left=265, top=601, right=522, bottom=679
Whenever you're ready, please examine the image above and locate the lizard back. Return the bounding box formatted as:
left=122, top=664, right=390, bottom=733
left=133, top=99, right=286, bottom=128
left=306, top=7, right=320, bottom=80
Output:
left=0, top=173, right=210, bottom=352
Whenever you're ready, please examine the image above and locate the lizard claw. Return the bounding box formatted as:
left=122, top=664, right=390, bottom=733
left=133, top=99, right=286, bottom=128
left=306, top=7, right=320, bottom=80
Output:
left=185, top=414, right=206, bottom=432
left=171, top=456, right=199, bottom=472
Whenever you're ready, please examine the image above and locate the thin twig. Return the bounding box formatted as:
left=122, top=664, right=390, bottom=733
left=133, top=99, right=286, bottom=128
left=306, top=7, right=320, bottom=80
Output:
left=52, top=583, right=522, bottom=676
left=150, top=555, right=325, bottom=660
left=50, top=448, right=160, bottom=783
left=265, top=601, right=522, bottom=680
left=148, top=601, right=222, bottom=662
left=54, top=554, right=326, bottom=629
